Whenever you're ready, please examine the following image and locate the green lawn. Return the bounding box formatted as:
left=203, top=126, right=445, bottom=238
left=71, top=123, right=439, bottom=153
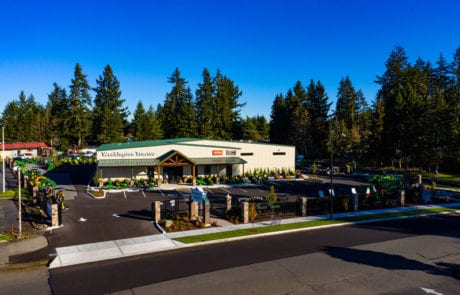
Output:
left=436, top=173, right=460, bottom=183
left=174, top=206, right=460, bottom=244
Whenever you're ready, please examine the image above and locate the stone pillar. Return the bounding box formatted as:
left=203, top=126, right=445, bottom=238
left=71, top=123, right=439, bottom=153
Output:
left=33, top=185, right=38, bottom=199
left=203, top=203, right=210, bottom=226
left=398, top=190, right=405, bottom=207
left=299, top=197, right=307, bottom=216
left=190, top=201, right=199, bottom=221
left=241, top=201, right=249, bottom=224
left=226, top=194, right=232, bottom=212
left=352, top=193, right=359, bottom=211
left=51, top=204, right=59, bottom=227
left=152, top=201, right=161, bottom=222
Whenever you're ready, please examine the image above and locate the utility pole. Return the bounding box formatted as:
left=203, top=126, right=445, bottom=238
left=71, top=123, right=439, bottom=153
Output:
left=330, top=148, right=334, bottom=220
left=2, top=126, right=5, bottom=193
left=18, top=167, right=22, bottom=239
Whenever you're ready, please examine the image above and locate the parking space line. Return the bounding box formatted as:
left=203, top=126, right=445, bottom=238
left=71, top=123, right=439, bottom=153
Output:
left=238, top=188, right=248, bottom=193
left=221, top=187, right=231, bottom=194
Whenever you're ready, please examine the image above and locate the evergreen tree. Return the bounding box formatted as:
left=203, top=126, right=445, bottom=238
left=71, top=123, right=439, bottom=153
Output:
left=46, top=83, right=69, bottom=149
left=335, top=76, right=357, bottom=130
left=269, top=94, right=289, bottom=144
left=286, top=83, right=311, bottom=155
left=132, top=101, right=147, bottom=140
left=369, top=92, right=385, bottom=165
left=68, top=63, right=92, bottom=148
left=195, top=68, right=216, bottom=138
left=143, top=105, right=163, bottom=140
left=2, top=92, right=43, bottom=143
left=241, top=115, right=269, bottom=141
left=375, top=46, right=410, bottom=166
left=159, top=68, right=196, bottom=138
left=214, top=70, right=244, bottom=139
left=2, top=99, right=20, bottom=142
left=92, top=65, right=128, bottom=144
left=305, top=80, right=331, bottom=158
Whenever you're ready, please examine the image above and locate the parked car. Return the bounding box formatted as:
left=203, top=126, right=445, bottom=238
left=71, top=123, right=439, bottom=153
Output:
left=18, top=153, right=33, bottom=160
left=82, top=151, right=95, bottom=158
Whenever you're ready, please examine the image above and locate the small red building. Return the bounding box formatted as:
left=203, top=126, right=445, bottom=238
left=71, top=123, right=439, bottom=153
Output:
left=0, top=142, right=52, bottom=158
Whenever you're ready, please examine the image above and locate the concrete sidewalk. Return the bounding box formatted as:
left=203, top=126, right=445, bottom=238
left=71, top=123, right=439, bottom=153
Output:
left=48, top=202, right=460, bottom=269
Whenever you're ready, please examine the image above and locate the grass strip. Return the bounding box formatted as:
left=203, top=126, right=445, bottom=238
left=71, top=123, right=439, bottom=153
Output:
left=174, top=206, right=460, bottom=244
left=0, top=231, right=11, bottom=241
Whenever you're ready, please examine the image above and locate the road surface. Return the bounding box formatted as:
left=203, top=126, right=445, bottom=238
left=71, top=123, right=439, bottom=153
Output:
left=49, top=213, right=460, bottom=295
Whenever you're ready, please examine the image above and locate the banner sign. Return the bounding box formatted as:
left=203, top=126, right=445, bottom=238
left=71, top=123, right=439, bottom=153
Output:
left=226, top=149, right=236, bottom=156
left=212, top=150, right=223, bottom=156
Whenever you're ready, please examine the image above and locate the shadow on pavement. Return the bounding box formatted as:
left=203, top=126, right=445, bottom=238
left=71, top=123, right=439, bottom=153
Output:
left=322, top=246, right=460, bottom=280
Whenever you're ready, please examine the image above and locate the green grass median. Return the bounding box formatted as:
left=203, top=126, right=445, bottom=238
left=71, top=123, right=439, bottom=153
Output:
left=173, top=206, right=460, bottom=244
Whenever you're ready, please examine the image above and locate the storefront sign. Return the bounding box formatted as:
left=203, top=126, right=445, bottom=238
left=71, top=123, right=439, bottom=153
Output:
left=226, top=149, right=236, bottom=156
left=212, top=150, right=223, bottom=156
left=100, top=151, right=155, bottom=158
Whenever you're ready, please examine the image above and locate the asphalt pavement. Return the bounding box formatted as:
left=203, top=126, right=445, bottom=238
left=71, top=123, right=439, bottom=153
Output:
left=48, top=202, right=460, bottom=268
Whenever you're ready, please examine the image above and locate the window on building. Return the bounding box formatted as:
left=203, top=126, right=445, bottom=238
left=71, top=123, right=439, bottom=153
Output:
left=226, top=165, right=233, bottom=178
left=273, top=152, right=286, bottom=156
left=240, top=152, right=254, bottom=156
left=204, top=165, right=211, bottom=175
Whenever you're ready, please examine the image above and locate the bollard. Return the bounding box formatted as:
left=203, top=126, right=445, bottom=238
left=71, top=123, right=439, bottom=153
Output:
left=152, top=201, right=161, bottom=222
left=299, top=197, right=307, bottom=216
left=398, top=190, right=405, bottom=207
left=203, top=203, right=210, bottom=226
left=226, top=194, right=232, bottom=212
left=190, top=201, right=199, bottom=221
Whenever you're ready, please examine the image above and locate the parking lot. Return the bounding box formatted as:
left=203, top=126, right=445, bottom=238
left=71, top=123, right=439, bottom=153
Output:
left=8, top=162, right=370, bottom=263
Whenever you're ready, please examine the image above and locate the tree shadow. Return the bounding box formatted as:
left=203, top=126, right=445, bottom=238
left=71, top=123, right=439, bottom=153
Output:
left=322, top=246, right=460, bottom=280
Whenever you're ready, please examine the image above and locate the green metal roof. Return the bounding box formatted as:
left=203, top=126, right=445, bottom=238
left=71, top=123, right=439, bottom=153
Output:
left=190, top=157, right=247, bottom=165
left=98, top=158, right=159, bottom=167
left=97, top=138, right=295, bottom=152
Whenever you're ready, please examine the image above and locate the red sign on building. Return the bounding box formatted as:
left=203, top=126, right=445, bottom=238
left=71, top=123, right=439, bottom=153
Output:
left=212, top=150, right=223, bottom=156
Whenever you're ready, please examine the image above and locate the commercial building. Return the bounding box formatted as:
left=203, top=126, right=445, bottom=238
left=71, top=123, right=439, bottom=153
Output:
left=96, top=138, right=295, bottom=184
left=0, top=142, right=52, bottom=159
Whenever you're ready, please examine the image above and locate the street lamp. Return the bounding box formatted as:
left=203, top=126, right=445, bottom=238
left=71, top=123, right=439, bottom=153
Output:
left=2, top=126, right=5, bottom=193
left=329, top=147, right=334, bottom=220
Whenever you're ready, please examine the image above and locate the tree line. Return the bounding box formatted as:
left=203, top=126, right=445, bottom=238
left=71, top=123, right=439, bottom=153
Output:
left=1, top=65, right=267, bottom=150
left=1, top=45, right=459, bottom=171
left=269, top=46, right=460, bottom=171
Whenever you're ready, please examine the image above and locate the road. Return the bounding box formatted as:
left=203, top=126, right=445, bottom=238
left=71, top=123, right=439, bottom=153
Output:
left=49, top=213, right=460, bottom=295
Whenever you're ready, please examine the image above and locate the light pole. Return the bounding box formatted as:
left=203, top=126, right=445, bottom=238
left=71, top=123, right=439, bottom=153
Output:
left=18, top=166, right=22, bottom=239
left=330, top=146, right=334, bottom=220
left=2, top=126, right=5, bottom=193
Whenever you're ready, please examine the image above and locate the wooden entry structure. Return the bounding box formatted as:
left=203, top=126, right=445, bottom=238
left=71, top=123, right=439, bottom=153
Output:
left=157, top=150, right=196, bottom=186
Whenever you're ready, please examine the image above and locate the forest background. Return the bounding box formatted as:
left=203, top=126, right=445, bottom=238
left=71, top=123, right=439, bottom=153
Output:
left=1, top=46, right=459, bottom=171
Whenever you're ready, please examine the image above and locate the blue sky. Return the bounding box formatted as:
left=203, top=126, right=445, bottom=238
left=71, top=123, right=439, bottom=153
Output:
left=1, top=0, right=459, bottom=119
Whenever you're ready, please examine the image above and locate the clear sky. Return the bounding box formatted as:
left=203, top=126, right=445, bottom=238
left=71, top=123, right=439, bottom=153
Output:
left=1, top=0, right=459, bottom=119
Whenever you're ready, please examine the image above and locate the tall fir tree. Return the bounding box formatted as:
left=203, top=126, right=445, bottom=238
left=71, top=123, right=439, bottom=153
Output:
left=46, top=83, right=69, bottom=149
left=214, top=70, right=244, bottom=139
left=305, top=79, right=331, bottom=158
left=68, top=63, right=92, bottom=148
left=375, top=46, right=410, bottom=165
left=195, top=68, right=216, bottom=138
left=132, top=101, right=147, bottom=140
left=269, top=94, right=289, bottom=144
left=143, top=105, right=163, bottom=140
left=92, top=65, right=128, bottom=144
left=159, top=68, right=197, bottom=138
